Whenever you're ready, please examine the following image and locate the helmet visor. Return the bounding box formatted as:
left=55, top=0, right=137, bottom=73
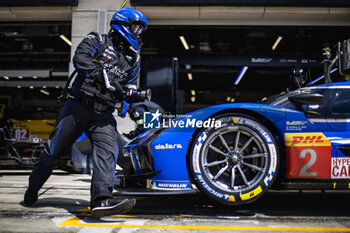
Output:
left=130, top=22, right=146, bottom=36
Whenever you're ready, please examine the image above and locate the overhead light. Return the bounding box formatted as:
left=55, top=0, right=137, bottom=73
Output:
left=60, top=34, right=72, bottom=46
left=187, top=73, right=193, bottom=81
left=17, top=85, right=21, bottom=88
left=261, top=97, right=267, bottom=101
left=55, top=85, right=60, bottom=89
left=42, top=85, right=47, bottom=89
left=272, top=36, right=283, bottom=51
left=18, top=76, right=23, bottom=79
left=29, top=86, right=34, bottom=89
left=230, top=98, right=235, bottom=103
left=190, top=96, right=196, bottom=102
left=226, top=96, right=231, bottom=102
left=191, top=89, right=196, bottom=96
left=40, top=89, right=50, bottom=95
left=3, top=76, right=9, bottom=80
left=233, top=66, right=249, bottom=85
left=179, top=36, right=189, bottom=50
left=33, top=76, right=38, bottom=79
left=185, top=64, right=192, bottom=70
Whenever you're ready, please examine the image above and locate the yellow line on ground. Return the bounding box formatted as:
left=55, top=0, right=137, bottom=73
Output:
left=59, top=217, right=350, bottom=232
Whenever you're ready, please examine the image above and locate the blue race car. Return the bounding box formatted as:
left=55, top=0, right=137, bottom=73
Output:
left=120, top=80, right=350, bottom=206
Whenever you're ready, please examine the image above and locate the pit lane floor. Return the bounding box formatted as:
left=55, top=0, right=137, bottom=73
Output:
left=0, top=169, right=350, bottom=233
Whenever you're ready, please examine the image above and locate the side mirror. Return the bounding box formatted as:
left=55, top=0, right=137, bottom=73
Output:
left=288, top=93, right=323, bottom=113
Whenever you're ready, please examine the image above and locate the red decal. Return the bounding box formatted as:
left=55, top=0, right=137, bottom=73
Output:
left=286, top=146, right=331, bottom=179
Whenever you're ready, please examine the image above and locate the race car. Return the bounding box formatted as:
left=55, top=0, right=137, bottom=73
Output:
left=119, top=80, right=350, bottom=206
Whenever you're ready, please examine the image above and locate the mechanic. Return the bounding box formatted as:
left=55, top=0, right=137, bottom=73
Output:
left=287, top=67, right=308, bottom=91
left=23, top=7, right=148, bottom=217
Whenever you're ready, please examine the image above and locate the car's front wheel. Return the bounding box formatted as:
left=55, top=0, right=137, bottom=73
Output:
left=189, top=113, right=279, bottom=205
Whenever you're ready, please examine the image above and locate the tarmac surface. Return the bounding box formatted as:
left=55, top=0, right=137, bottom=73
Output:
left=0, top=169, right=350, bottom=233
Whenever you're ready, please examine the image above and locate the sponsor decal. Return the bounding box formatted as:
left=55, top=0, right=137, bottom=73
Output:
left=285, top=133, right=331, bottom=179
left=233, top=117, right=272, bottom=143
left=286, top=121, right=307, bottom=131
left=99, top=61, right=128, bottom=78
left=286, top=126, right=307, bottom=131
left=105, top=48, right=116, bottom=56
left=251, top=58, right=272, bottom=63
left=147, top=180, right=192, bottom=190
left=197, top=173, right=225, bottom=199
left=103, top=53, right=113, bottom=60
left=285, top=133, right=330, bottom=147
left=240, top=186, right=262, bottom=201
left=155, top=143, right=182, bottom=150
left=331, top=158, right=350, bottom=179
left=286, top=121, right=307, bottom=126
left=301, top=59, right=308, bottom=64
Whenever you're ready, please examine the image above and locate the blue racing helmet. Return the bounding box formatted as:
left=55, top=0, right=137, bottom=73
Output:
left=110, top=7, right=148, bottom=51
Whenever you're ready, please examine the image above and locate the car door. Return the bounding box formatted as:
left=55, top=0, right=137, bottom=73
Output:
left=285, top=87, right=336, bottom=179
left=325, top=87, right=350, bottom=179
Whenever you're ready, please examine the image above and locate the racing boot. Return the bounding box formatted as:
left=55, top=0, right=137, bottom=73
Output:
left=23, top=189, right=38, bottom=206
left=91, top=196, right=136, bottom=218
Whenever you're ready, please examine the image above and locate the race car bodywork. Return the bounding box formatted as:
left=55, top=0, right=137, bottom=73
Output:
left=122, top=80, right=350, bottom=205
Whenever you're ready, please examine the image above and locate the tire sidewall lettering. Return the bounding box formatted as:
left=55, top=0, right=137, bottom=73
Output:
left=191, top=115, right=278, bottom=204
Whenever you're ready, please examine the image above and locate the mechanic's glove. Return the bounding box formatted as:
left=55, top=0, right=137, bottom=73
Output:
left=124, top=126, right=144, bottom=139
left=90, top=59, right=104, bottom=81
left=90, top=68, right=103, bottom=81
left=110, top=80, right=125, bottom=100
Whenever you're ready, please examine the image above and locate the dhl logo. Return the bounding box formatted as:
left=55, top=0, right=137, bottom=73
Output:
left=285, top=133, right=331, bottom=147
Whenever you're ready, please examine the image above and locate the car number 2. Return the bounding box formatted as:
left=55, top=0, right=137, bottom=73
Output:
left=299, top=149, right=317, bottom=177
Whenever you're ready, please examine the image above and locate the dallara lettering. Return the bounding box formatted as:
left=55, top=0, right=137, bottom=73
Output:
left=155, top=143, right=182, bottom=149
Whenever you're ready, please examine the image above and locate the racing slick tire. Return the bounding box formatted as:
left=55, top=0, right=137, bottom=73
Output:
left=189, top=113, right=279, bottom=205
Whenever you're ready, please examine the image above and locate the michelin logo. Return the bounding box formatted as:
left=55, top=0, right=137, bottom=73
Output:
left=149, top=180, right=191, bottom=190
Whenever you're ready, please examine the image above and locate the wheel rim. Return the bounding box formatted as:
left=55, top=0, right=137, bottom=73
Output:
left=200, top=125, right=269, bottom=193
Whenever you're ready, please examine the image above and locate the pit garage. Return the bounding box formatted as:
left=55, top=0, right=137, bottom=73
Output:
left=1, top=0, right=350, bottom=114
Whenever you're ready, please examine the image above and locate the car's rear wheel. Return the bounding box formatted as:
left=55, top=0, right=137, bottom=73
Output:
left=189, top=113, right=279, bottom=205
